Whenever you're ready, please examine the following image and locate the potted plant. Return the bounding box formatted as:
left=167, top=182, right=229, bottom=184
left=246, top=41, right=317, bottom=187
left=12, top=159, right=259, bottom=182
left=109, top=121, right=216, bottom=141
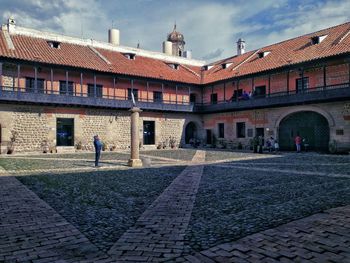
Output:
left=75, top=141, right=82, bottom=150
left=169, top=137, right=176, bottom=149
left=157, top=142, right=162, bottom=149
left=7, top=130, right=18, bottom=154
left=41, top=140, right=50, bottom=153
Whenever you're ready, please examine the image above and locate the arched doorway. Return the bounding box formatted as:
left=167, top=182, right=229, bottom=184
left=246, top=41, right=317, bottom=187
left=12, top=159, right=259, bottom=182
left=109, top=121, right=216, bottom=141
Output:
left=278, top=111, right=329, bottom=151
left=185, top=122, right=197, bottom=144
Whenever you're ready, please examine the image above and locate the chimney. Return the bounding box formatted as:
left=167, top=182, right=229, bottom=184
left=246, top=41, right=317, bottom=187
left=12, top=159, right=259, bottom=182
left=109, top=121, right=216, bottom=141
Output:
left=162, top=41, right=172, bottom=55
left=108, top=28, right=120, bottom=45
left=183, top=50, right=192, bottom=59
left=7, top=17, right=16, bottom=33
left=237, top=38, right=245, bottom=55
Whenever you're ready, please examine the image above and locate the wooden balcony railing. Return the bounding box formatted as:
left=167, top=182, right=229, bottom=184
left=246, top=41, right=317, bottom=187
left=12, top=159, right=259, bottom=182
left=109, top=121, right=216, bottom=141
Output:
left=0, top=86, right=194, bottom=112
left=196, top=83, right=350, bottom=113
left=0, top=82, right=349, bottom=113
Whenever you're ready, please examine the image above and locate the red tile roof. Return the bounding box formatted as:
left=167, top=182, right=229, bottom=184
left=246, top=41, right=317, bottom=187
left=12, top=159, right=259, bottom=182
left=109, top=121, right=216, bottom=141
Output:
left=202, top=22, right=350, bottom=83
left=0, top=22, right=350, bottom=85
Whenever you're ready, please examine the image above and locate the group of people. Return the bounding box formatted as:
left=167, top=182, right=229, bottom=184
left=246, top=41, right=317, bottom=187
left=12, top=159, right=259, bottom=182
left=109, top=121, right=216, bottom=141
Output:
left=253, top=135, right=279, bottom=153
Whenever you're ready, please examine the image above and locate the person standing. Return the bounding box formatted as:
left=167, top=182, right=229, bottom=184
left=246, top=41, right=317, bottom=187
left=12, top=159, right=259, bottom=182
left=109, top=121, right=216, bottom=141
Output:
left=258, top=135, right=264, bottom=154
left=295, top=134, right=302, bottom=153
left=93, top=135, right=102, bottom=167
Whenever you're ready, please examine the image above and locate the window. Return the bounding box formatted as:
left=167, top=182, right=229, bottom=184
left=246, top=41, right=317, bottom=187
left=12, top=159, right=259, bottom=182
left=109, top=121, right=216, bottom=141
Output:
left=168, top=63, right=179, bottom=70
left=296, top=77, right=309, bottom=93
left=254, top=85, right=266, bottom=98
left=211, top=93, right=218, bottom=104
left=311, top=35, right=327, bottom=45
left=153, top=91, right=163, bottom=102
left=87, top=84, right=103, bottom=97
left=48, top=41, right=61, bottom=49
left=203, top=65, right=214, bottom=71
left=59, top=81, right=74, bottom=95
left=128, top=88, right=138, bottom=101
left=25, top=77, right=45, bottom=93
left=236, top=122, right=246, bottom=138
left=190, top=93, right=196, bottom=103
left=218, top=123, right=225, bottom=138
left=123, top=53, right=136, bottom=60
left=258, top=51, right=271, bottom=58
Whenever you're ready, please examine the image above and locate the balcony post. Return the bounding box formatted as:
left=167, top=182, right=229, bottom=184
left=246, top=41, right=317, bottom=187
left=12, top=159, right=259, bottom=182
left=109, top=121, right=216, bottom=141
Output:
left=251, top=77, right=254, bottom=94
left=0, top=62, right=2, bottom=90
left=223, top=82, right=226, bottom=102
left=236, top=79, right=239, bottom=102
left=94, top=74, right=97, bottom=98
left=175, top=85, right=178, bottom=104
left=188, top=86, right=191, bottom=104
left=65, top=71, right=69, bottom=95
left=51, top=69, right=54, bottom=94
left=113, top=77, right=116, bottom=99
left=17, top=64, right=20, bottom=91
left=268, top=74, right=271, bottom=97
left=287, top=71, right=289, bottom=94
left=131, top=79, right=134, bottom=101
left=146, top=81, right=149, bottom=102
left=80, top=72, right=83, bottom=96
left=34, top=66, right=38, bottom=93
left=301, top=68, right=304, bottom=92
left=323, top=65, right=327, bottom=88
left=161, top=83, right=164, bottom=103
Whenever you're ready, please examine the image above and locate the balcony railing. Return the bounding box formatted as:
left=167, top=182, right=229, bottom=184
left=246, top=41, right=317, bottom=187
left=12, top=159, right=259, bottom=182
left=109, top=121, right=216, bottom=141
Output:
left=0, top=83, right=349, bottom=113
left=0, top=86, right=194, bottom=112
left=196, top=83, right=350, bottom=113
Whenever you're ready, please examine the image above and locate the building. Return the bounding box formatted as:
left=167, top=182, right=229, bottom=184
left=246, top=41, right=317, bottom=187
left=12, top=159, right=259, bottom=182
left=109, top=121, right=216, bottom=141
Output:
left=0, top=18, right=349, bottom=153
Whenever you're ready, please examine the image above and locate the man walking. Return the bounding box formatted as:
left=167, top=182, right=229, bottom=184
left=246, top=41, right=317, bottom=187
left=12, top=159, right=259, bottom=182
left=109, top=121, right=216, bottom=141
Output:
left=93, top=135, right=102, bottom=167
left=295, top=134, right=302, bottom=153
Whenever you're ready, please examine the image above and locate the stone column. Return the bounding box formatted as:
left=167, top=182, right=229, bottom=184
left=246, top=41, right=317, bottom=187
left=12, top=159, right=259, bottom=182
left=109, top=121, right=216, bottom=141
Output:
left=128, top=107, right=143, bottom=167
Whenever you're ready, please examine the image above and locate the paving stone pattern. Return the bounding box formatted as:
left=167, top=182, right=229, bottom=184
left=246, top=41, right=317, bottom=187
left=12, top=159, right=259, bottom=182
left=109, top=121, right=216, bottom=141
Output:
left=0, top=176, right=107, bottom=262
left=108, top=150, right=206, bottom=261
left=187, top=205, right=350, bottom=263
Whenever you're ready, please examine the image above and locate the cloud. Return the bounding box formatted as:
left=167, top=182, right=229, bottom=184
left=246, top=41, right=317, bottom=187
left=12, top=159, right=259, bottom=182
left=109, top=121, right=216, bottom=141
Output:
left=0, top=0, right=349, bottom=62
left=202, top=48, right=225, bottom=60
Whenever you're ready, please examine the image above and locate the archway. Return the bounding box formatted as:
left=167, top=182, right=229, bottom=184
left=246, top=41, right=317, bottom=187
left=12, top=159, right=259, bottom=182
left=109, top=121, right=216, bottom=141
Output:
left=278, top=111, right=329, bottom=151
left=185, top=122, right=197, bottom=144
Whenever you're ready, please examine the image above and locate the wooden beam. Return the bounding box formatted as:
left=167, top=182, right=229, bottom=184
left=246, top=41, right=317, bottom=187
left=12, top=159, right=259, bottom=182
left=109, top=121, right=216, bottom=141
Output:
left=175, top=85, right=178, bottom=104
left=51, top=68, right=54, bottom=94
left=146, top=81, right=149, bottom=102
left=0, top=62, right=2, bottom=90
left=94, top=74, right=97, bottom=97
left=17, top=64, right=20, bottom=91
left=268, top=74, right=271, bottom=96
left=286, top=71, right=289, bottom=94
left=113, top=77, right=116, bottom=99
left=66, top=70, right=69, bottom=95
left=236, top=80, right=239, bottom=102
left=223, top=82, right=226, bottom=102
left=34, top=66, right=38, bottom=93
left=80, top=72, right=83, bottom=96
left=323, top=65, right=327, bottom=88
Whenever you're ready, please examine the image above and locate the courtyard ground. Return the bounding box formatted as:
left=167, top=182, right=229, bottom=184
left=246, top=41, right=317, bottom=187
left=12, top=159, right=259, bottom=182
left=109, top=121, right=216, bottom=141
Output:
left=0, top=149, right=349, bottom=262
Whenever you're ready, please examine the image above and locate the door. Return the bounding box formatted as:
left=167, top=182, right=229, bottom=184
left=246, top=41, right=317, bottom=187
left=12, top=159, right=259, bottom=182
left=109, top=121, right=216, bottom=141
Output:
left=278, top=111, right=329, bottom=151
left=143, top=121, right=155, bottom=145
left=206, top=129, right=212, bottom=144
left=56, top=118, right=74, bottom=146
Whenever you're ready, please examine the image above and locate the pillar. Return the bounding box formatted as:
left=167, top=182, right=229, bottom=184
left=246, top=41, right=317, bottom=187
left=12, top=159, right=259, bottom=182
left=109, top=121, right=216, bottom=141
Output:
left=128, top=107, right=143, bottom=167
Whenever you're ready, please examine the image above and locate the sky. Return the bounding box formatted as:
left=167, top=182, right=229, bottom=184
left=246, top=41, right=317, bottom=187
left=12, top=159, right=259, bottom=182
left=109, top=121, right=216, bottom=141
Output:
left=0, top=0, right=349, bottom=62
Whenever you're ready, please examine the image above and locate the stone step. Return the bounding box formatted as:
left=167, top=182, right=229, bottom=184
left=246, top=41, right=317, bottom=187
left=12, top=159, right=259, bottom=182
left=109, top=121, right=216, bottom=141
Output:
left=56, top=146, right=76, bottom=154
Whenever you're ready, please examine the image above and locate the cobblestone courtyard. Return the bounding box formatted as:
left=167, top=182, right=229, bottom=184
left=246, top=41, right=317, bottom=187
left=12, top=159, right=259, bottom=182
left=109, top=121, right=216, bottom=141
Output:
left=0, top=149, right=350, bottom=262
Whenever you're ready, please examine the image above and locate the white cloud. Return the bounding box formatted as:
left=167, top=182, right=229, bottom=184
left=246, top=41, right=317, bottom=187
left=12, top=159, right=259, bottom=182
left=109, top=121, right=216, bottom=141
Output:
left=0, top=0, right=349, bottom=62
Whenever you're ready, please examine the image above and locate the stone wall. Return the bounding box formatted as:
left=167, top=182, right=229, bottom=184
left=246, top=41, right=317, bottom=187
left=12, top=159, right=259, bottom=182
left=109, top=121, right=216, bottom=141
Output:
left=0, top=104, right=203, bottom=153
left=202, top=101, right=350, bottom=151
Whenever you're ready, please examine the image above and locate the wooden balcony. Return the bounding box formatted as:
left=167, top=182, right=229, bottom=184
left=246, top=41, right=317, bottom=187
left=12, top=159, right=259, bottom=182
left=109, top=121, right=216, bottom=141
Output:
left=196, top=83, right=350, bottom=113
left=0, top=86, right=194, bottom=112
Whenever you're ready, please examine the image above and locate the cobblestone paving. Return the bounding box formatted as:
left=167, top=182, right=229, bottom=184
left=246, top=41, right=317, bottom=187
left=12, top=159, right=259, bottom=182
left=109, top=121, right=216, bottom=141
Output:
left=185, top=205, right=350, bottom=263
left=17, top=167, right=184, bottom=253
left=108, top=150, right=206, bottom=261
left=0, top=176, right=107, bottom=262
left=186, top=163, right=350, bottom=251
left=1, top=150, right=350, bottom=262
